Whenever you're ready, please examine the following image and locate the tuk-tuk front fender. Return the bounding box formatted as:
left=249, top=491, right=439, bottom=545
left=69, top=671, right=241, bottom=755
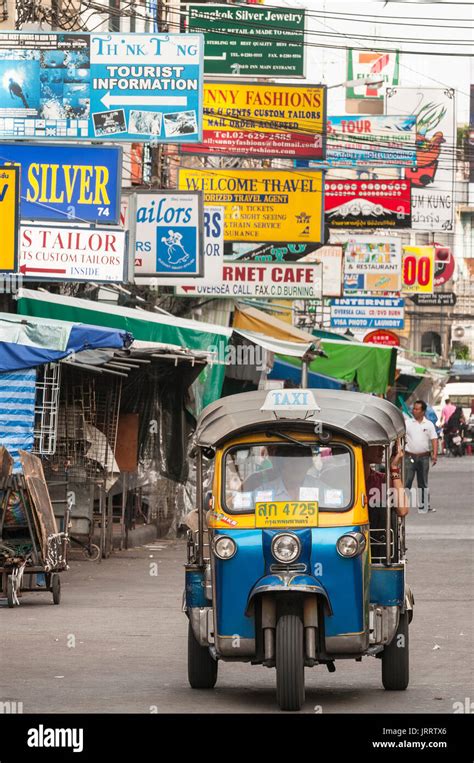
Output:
left=245, top=573, right=332, bottom=617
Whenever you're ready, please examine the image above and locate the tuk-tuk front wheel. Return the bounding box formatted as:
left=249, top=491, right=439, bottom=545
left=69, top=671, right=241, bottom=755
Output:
left=187, top=622, right=217, bottom=689
left=382, top=612, right=409, bottom=690
left=276, top=614, right=305, bottom=711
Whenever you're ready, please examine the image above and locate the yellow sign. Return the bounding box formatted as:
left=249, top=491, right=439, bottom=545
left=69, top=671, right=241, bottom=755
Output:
left=255, top=501, right=319, bottom=528
left=178, top=169, right=324, bottom=243
left=402, top=246, right=435, bottom=294
left=0, top=166, right=20, bottom=273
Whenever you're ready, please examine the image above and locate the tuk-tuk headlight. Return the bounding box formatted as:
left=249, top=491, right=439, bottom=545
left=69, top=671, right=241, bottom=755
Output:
left=271, top=533, right=301, bottom=564
left=213, top=536, right=237, bottom=560
left=336, top=532, right=366, bottom=558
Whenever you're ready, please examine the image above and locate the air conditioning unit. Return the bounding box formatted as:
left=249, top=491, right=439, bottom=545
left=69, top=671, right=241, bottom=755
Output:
left=453, top=326, right=465, bottom=339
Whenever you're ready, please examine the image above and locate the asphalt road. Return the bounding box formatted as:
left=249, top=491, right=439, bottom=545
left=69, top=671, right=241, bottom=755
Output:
left=1, top=457, right=472, bottom=714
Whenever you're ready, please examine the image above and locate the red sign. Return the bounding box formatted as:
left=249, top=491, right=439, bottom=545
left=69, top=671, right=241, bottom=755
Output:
left=325, top=179, right=411, bottom=229
left=434, top=244, right=455, bottom=286
left=363, top=329, right=400, bottom=347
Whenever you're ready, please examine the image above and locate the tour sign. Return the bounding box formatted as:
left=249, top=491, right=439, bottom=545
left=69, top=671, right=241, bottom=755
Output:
left=0, top=143, right=122, bottom=224
left=186, top=4, right=305, bottom=77
left=0, top=32, right=203, bottom=142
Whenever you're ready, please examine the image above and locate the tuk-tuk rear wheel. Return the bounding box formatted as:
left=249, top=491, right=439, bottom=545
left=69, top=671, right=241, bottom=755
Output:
left=276, top=614, right=305, bottom=711
left=187, top=622, right=217, bottom=689
left=382, top=612, right=409, bottom=690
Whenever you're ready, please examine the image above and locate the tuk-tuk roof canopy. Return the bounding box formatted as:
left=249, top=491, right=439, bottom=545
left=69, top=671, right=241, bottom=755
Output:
left=195, top=389, right=405, bottom=448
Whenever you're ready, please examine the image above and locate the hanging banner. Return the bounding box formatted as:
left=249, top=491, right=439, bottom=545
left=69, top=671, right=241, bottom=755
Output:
left=230, top=242, right=323, bottom=263
left=178, top=168, right=324, bottom=244
left=386, top=87, right=455, bottom=232
left=187, top=4, right=305, bottom=77
left=343, top=236, right=402, bottom=293
left=181, top=82, right=326, bottom=159
left=409, top=292, right=456, bottom=307
left=0, top=143, right=122, bottom=223
left=0, top=166, right=20, bottom=273
left=130, top=191, right=203, bottom=277
left=402, top=245, right=435, bottom=294
left=325, top=178, right=411, bottom=229
left=325, top=115, right=416, bottom=167
left=174, top=262, right=322, bottom=299
left=18, top=225, right=128, bottom=282
left=0, top=32, right=203, bottom=142
left=331, top=297, right=405, bottom=330
left=346, top=50, right=399, bottom=100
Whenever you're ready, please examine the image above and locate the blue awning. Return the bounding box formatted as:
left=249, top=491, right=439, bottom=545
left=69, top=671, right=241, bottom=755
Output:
left=0, top=313, right=132, bottom=372
left=269, top=358, right=348, bottom=390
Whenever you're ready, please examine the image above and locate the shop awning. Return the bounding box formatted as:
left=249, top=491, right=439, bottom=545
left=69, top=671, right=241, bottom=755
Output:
left=0, top=311, right=131, bottom=372
left=234, top=303, right=318, bottom=345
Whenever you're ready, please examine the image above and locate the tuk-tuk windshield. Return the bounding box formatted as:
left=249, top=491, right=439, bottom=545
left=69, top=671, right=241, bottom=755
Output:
left=224, top=442, right=352, bottom=513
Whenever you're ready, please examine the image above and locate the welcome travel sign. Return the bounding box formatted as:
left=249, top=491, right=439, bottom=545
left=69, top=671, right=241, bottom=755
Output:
left=0, top=32, right=203, bottom=142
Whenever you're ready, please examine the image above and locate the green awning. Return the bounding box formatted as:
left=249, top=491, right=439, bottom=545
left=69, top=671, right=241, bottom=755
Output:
left=16, top=288, right=231, bottom=412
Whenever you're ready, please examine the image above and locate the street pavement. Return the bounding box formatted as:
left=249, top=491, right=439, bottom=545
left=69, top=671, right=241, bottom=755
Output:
left=1, top=457, right=472, bottom=714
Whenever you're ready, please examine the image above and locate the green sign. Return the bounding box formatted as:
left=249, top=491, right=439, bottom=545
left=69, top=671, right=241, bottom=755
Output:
left=187, top=4, right=305, bottom=77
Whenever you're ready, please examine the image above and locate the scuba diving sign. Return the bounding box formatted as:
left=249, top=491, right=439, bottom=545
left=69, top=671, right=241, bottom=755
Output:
left=131, top=191, right=204, bottom=277
left=0, top=166, right=20, bottom=273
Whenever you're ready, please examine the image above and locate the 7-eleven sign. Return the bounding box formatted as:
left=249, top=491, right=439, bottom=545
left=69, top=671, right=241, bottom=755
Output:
left=346, top=49, right=400, bottom=100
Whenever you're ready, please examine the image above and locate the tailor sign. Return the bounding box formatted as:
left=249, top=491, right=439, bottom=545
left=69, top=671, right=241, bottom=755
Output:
left=0, top=32, right=203, bottom=142
left=181, top=82, right=326, bottom=159
left=0, top=143, right=122, bottom=223
left=18, top=225, right=128, bottom=282
left=330, top=297, right=405, bottom=330
left=132, top=191, right=203, bottom=277
left=0, top=166, right=20, bottom=273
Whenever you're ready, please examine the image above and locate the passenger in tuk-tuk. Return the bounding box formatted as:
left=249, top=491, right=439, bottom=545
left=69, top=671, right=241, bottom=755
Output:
left=364, top=440, right=409, bottom=529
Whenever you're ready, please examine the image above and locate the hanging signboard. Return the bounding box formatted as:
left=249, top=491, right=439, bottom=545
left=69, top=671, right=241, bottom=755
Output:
left=386, top=87, right=455, bottom=232
left=174, top=262, right=322, bottom=299
left=363, top=329, right=400, bottom=346
left=186, top=4, right=305, bottom=77
left=178, top=168, right=325, bottom=244
left=325, top=178, right=411, bottom=229
left=18, top=225, right=128, bottom=282
left=181, top=82, right=326, bottom=159
left=230, top=242, right=323, bottom=263
left=298, top=244, right=343, bottom=297
left=402, top=245, right=435, bottom=294
left=0, top=143, right=122, bottom=223
left=0, top=166, right=20, bottom=273
left=330, top=297, right=405, bottom=330
left=346, top=50, right=399, bottom=100
left=0, top=32, right=203, bottom=143
left=130, top=191, right=203, bottom=277
left=434, top=244, right=455, bottom=285
left=325, top=115, right=416, bottom=167
left=343, top=236, right=402, bottom=293
left=409, top=292, right=456, bottom=307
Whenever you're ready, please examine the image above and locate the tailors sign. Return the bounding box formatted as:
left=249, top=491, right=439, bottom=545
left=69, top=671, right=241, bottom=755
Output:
left=181, top=82, right=326, bottom=159
left=131, top=191, right=203, bottom=278
left=19, top=225, right=128, bottom=282
left=0, top=143, right=122, bottom=223
left=0, top=32, right=203, bottom=142
left=0, top=166, right=20, bottom=273
left=178, top=169, right=325, bottom=244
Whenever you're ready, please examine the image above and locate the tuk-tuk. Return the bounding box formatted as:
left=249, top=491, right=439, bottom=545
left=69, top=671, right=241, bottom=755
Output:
left=184, top=388, right=413, bottom=710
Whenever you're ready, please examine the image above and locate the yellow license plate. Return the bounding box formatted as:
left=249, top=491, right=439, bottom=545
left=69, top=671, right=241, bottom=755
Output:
left=255, top=501, right=319, bottom=528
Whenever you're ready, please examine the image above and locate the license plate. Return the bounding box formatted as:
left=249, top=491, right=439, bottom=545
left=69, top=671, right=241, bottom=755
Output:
left=255, top=501, right=319, bottom=528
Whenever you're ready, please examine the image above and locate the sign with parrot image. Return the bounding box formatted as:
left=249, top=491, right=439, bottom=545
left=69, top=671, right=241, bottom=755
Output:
left=386, top=87, right=455, bottom=232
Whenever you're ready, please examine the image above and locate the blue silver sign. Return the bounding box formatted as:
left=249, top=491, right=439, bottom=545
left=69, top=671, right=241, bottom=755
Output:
left=0, top=143, right=122, bottom=223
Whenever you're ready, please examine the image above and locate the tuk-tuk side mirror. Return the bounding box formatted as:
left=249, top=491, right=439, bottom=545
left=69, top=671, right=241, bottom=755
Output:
left=203, top=490, right=213, bottom=512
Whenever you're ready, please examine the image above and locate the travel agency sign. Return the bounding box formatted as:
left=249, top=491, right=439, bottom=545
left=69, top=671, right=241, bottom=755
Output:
left=0, top=32, right=203, bottom=142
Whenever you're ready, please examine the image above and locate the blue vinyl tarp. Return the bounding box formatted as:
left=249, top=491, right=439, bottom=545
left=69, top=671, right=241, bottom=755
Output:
left=269, top=358, right=347, bottom=390
left=0, top=369, right=36, bottom=471
left=0, top=313, right=132, bottom=372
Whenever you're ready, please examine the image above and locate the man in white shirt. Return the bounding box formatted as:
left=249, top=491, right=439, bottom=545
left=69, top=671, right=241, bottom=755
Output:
left=405, top=400, right=438, bottom=513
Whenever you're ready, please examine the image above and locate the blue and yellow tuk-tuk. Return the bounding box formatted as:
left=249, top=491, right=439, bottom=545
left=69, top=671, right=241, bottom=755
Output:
left=184, top=389, right=413, bottom=710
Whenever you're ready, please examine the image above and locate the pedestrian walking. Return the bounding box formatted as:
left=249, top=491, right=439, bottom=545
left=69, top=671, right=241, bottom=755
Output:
left=404, top=400, right=438, bottom=513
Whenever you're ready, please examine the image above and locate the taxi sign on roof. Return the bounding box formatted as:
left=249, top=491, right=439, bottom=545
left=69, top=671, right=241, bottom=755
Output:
left=261, top=389, right=321, bottom=414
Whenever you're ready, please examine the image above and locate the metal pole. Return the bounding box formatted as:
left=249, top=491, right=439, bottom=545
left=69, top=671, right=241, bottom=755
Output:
left=385, top=445, right=392, bottom=567
left=301, top=359, right=309, bottom=389
left=196, top=448, right=204, bottom=566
